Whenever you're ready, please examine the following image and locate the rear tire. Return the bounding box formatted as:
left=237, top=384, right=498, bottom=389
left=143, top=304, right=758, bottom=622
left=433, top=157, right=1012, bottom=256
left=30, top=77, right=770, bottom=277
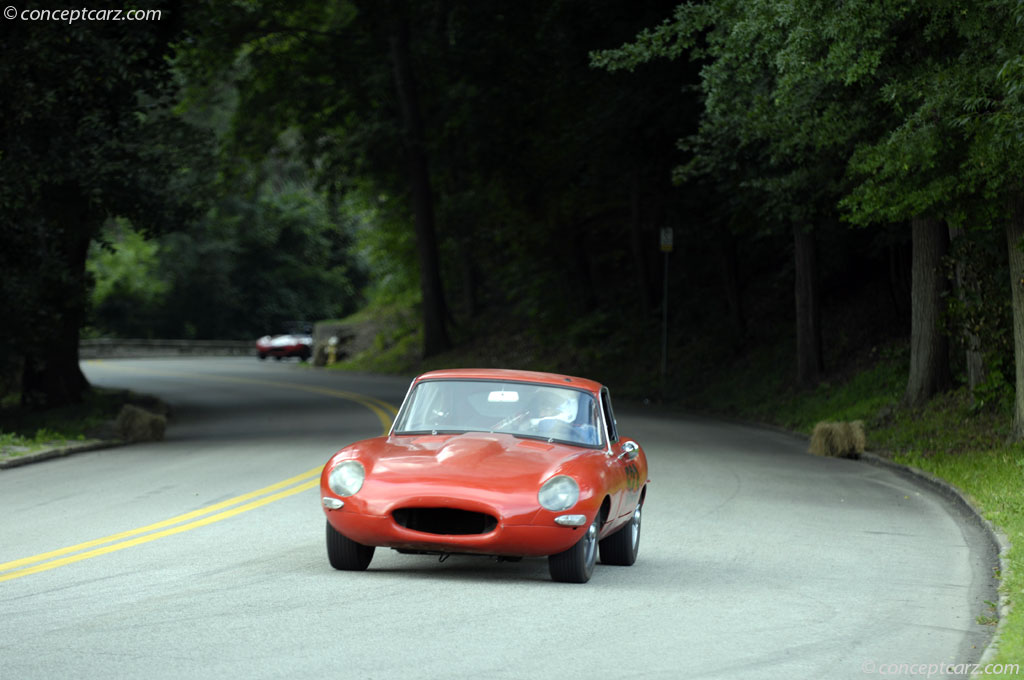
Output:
left=548, top=512, right=600, bottom=583
left=599, top=501, right=642, bottom=566
left=326, top=521, right=374, bottom=571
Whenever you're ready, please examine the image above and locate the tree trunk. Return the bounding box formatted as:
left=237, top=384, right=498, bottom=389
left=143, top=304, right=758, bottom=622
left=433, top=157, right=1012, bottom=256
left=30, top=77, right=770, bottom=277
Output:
left=20, top=187, right=93, bottom=408
left=1006, top=194, right=1024, bottom=439
left=902, top=216, right=951, bottom=409
left=794, top=224, right=823, bottom=387
left=21, top=330, right=89, bottom=409
left=389, top=17, right=451, bottom=357
left=948, top=225, right=985, bottom=398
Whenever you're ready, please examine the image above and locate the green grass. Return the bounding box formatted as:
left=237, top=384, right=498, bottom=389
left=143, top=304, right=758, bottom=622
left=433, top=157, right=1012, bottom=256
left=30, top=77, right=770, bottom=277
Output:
left=325, top=301, right=423, bottom=374
left=333, top=325, right=422, bottom=374
left=890, top=445, right=1024, bottom=669
left=0, top=388, right=134, bottom=460
left=0, top=428, right=86, bottom=455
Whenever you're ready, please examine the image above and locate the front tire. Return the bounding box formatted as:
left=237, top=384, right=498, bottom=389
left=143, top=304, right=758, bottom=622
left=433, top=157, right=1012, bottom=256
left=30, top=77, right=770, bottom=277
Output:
left=599, top=502, right=642, bottom=566
left=548, top=512, right=601, bottom=583
left=326, top=521, right=374, bottom=571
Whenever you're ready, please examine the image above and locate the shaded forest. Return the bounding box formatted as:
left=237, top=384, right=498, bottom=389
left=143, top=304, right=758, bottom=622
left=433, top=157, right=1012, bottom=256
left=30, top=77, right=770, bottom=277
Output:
left=3, top=0, right=1024, bottom=440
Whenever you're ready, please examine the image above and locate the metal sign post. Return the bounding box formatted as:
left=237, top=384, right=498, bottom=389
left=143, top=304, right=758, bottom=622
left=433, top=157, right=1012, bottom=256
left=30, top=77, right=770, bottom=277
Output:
left=660, top=228, right=673, bottom=388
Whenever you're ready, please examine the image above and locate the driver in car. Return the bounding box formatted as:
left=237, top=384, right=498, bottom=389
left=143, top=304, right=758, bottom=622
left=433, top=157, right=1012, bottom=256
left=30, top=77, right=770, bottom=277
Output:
left=530, top=390, right=597, bottom=445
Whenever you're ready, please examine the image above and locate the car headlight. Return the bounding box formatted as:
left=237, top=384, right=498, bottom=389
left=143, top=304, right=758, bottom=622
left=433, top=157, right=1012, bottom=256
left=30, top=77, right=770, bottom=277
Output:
left=538, top=475, right=579, bottom=511
left=328, top=460, right=365, bottom=497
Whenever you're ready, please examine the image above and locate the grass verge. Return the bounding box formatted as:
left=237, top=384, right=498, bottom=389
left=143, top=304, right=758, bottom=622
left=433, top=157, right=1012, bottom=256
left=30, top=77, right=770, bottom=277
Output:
left=893, top=446, right=1023, bottom=668
left=711, top=351, right=1023, bottom=672
left=0, top=388, right=139, bottom=461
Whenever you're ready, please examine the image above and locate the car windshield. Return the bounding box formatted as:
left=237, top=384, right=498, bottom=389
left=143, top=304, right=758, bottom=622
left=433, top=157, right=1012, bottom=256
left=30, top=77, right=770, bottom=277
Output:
left=393, top=379, right=603, bottom=448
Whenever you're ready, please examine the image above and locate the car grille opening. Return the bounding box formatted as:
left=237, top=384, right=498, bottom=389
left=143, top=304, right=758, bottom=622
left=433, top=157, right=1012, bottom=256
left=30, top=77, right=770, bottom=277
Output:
left=393, top=507, right=498, bottom=535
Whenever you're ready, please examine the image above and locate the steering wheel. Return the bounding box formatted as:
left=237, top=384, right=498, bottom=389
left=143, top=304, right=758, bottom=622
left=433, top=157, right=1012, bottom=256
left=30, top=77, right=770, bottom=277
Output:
left=492, top=410, right=530, bottom=432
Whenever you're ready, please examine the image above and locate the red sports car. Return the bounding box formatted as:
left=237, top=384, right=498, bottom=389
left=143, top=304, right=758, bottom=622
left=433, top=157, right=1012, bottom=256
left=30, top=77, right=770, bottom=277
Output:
left=320, top=368, right=648, bottom=583
left=256, top=332, right=312, bottom=361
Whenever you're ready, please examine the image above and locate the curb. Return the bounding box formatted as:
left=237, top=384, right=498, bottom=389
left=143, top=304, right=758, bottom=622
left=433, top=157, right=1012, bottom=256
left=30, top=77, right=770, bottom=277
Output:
left=854, top=450, right=1012, bottom=671
left=0, top=390, right=170, bottom=471
left=655, top=405, right=1013, bottom=670
left=0, top=439, right=124, bottom=470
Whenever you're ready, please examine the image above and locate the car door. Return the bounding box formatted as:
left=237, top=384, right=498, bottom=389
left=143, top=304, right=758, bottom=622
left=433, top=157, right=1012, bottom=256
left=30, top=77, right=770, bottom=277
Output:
left=601, top=388, right=643, bottom=523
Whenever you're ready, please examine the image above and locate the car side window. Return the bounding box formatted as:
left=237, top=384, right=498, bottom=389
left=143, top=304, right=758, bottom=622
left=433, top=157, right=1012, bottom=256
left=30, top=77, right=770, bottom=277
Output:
left=601, top=388, right=618, bottom=444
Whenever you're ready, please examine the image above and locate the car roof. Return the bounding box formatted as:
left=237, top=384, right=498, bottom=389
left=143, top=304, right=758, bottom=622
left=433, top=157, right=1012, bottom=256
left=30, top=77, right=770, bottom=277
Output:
left=413, top=368, right=604, bottom=394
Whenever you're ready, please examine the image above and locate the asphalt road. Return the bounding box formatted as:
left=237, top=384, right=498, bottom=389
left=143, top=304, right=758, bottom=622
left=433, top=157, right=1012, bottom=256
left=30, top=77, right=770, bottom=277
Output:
left=0, top=358, right=997, bottom=680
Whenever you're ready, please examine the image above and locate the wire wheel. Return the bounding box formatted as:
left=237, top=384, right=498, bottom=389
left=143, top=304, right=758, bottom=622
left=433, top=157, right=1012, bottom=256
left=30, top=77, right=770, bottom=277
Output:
left=548, top=512, right=600, bottom=583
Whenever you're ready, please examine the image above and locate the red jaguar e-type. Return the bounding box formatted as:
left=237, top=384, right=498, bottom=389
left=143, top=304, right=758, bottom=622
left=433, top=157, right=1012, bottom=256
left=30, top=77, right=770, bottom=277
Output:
left=256, top=332, right=312, bottom=361
left=320, top=368, right=648, bottom=583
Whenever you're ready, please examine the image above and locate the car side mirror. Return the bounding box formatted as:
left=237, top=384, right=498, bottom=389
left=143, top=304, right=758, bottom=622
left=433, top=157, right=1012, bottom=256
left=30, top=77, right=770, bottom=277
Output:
left=618, top=440, right=639, bottom=461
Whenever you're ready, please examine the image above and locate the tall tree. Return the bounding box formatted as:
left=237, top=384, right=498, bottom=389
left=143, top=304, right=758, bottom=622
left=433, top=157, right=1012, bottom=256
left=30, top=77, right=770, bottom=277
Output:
left=594, top=0, right=1024, bottom=413
left=959, top=4, right=1024, bottom=437
left=947, top=225, right=987, bottom=398
left=388, top=12, right=450, bottom=354
left=903, top=217, right=952, bottom=407
left=793, top=225, right=823, bottom=386
left=823, top=1, right=1024, bottom=409
left=0, top=1, right=210, bottom=407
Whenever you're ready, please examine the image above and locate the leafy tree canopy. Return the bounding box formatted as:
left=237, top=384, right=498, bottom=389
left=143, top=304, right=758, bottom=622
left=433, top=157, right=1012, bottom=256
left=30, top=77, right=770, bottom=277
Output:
left=0, top=1, right=215, bottom=406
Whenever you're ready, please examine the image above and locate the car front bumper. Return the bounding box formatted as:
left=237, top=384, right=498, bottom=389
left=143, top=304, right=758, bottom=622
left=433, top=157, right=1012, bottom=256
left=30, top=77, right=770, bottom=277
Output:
left=322, top=497, right=598, bottom=558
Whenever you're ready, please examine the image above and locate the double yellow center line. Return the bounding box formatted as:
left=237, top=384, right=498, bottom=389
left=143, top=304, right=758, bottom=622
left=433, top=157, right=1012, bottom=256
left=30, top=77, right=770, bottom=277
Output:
left=0, top=467, right=324, bottom=583
left=0, top=363, right=399, bottom=583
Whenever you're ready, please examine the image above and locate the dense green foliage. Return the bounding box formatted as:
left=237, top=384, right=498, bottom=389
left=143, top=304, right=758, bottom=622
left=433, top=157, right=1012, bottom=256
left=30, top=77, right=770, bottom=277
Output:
left=87, top=221, right=170, bottom=339
left=171, top=0, right=697, bottom=355
left=123, top=136, right=368, bottom=339
left=2, top=0, right=1024, bottom=436
left=594, top=0, right=1024, bottom=411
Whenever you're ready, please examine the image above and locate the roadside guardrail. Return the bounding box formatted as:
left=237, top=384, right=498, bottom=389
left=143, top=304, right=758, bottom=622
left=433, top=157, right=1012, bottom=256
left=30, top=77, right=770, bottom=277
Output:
left=80, top=338, right=254, bottom=359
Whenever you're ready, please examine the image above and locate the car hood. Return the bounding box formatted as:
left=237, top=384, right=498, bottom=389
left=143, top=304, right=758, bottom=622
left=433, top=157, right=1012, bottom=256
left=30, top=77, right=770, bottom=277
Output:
left=349, top=432, right=591, bottom=486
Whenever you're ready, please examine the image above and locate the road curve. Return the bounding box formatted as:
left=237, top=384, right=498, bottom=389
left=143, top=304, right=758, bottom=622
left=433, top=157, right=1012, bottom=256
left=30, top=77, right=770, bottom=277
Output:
left=0, top=358, right=997, bottom=680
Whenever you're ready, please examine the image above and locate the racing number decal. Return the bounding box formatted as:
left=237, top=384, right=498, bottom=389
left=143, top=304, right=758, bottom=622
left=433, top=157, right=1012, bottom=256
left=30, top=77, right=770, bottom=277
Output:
left=623, top=462, right=642, bottom=492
